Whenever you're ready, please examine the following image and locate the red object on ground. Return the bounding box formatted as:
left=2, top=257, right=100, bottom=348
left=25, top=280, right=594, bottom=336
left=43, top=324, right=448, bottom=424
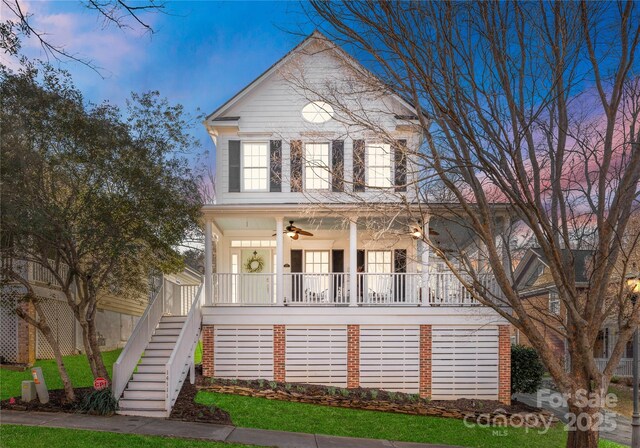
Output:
left=9, top=397, right=15, bottom=404
left=93, top=377, right=108, bottom=390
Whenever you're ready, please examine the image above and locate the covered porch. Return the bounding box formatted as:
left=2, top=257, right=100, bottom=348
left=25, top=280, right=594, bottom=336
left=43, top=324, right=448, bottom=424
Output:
left=201, top=204, right=505, bottom=307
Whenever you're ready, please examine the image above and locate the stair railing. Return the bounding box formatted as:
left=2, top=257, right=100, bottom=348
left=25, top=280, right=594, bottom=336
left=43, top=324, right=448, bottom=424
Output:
left=165, top=283, right=204, bottom=413
left=112, top=284, right=165, bottom=400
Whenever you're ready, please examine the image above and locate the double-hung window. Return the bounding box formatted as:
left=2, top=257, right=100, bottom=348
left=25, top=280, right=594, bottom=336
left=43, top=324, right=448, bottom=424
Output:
left=366, top=143, right=392, bottom=188
left=242, top=142, right=268, bottom=191
left=305, top=143, right=330, bottom=190
left=548, top=291, right=560, bottom=315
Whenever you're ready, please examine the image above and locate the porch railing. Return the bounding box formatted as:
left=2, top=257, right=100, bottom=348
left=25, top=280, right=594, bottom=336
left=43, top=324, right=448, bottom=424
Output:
left=211, top=271, right=491, bottom=306
left=112, top=284, right=165, bottom=400
left=1, top=257, right=69, bottom=289
left=595, top=358, right=637, bottom=377
left=165, top=284, right=203, bottom=412
left=286, top=273, right=349, bottom=305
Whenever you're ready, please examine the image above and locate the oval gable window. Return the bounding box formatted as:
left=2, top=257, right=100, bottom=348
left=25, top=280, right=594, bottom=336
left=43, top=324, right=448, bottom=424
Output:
left=302, top=101, right=334, bottom=124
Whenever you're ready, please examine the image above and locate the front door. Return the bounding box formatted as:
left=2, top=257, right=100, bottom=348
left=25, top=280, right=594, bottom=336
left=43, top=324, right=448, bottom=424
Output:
left=235, top=249, right=273, bottom=304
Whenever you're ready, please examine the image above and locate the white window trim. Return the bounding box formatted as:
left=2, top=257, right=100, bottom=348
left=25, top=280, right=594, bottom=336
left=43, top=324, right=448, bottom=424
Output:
left=304, top=142, right=331, bottom=191
left=241, top=141, right=269, bottom=192
left=365, top=142, right=393, bottom=189
left=548, top=291, right=560, bottom=315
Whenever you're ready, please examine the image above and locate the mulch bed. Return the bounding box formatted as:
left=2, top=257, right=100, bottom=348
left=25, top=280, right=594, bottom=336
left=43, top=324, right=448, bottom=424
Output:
left=170, top=375, right=232, bottom=425
left=0, top=387, right=94, bottom=413
left=199, top=377, right=554, bottom=428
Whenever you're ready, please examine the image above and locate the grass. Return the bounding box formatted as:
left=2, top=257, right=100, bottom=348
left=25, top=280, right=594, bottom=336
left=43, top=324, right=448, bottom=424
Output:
left=0, top=349, right=121, bottom=401
left=196, top=391, right=625, bottom=448
left=608, top=383, right=633, bottom=418
left=0, top=425, right=253, bottom=448
left=0, top=341, right=204, bottom=401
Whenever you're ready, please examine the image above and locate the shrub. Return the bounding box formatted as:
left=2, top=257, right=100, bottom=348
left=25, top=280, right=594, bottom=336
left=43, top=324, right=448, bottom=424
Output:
left=77, top=388, right=118, bottom=415
left=511, top=344, right=545, bottom=394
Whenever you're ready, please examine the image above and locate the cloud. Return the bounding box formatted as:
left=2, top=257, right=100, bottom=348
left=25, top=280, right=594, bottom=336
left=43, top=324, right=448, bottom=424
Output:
left=0, top=0, right=149, bottom=76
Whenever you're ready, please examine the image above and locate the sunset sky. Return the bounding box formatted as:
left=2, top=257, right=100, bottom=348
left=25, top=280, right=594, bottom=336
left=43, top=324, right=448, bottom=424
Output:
left=1, top=1, right=315, bottom=164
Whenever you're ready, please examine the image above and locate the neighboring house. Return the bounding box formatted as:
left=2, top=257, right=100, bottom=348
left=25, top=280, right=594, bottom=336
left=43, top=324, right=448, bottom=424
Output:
left=0, top=257, right=201, bottom=365
left=513, top=248, right=635, bottom=377
left=112, top=32, right=512, bottom=417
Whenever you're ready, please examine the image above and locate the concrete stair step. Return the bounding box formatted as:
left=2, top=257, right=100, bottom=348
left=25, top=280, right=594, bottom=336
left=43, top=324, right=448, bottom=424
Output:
left=117, top=408, right=168, bottom=418
left=119, top=398, right=166, bottom=410
left=123, top=389, right=165, bottom=400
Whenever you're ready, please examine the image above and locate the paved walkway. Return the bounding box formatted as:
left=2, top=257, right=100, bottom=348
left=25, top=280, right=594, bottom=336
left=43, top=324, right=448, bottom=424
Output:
left=0, top=410, right=462, bottom=448
left=514, top=390, right=631, bottom=447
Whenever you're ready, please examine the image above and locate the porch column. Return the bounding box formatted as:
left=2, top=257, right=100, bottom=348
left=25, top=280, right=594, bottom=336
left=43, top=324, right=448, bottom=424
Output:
left=204, top=219, right=213, bottom=306
left=349, top=217, right=358, bottom=307
left=420, top=217, right=430, bottom=304
left=275, top=216, right=284, bottom=306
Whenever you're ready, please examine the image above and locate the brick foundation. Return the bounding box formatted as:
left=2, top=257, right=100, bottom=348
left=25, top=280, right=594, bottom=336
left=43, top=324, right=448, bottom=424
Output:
left=498, top=325, right=512, bottom=405
left=202, top=325, right=214, bottom=377
left=16, top=301, right=35, bottom=365
left=273, top=325, right=286, bottom=382
left=419, top=325, right=432, bottom=399
left=347, top=325, right=360, bottom=388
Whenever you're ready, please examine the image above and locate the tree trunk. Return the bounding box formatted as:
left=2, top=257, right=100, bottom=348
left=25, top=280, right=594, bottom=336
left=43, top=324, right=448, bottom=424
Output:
left=565, top=403, right=600, bottom=448
left=566, top=427, right=599, bottom=448
left=16, top=301, right=75, bottom=402
left=37, top=321, right=76, bottom=402
left=86, top=316, right=109, bottom=380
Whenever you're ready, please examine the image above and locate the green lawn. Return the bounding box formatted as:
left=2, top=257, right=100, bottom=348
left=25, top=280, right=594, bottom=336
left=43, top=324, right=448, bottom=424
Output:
left=0, top=349, right=121, bottom=400
left=0, top=425, right=253, bottom=448
left=196, top=391, right=625, bottom=448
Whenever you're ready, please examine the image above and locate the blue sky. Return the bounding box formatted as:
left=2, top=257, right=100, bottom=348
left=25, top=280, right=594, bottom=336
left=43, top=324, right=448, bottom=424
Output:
left=2, top=1, right=314, bottom=167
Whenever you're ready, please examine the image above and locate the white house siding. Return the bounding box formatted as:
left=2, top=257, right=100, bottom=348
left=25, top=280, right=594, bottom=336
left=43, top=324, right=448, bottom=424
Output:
left=359, top=326, right=420, bottom=393
left=285, top=326, right=347, bottom=387
left=431, top=326, right=500, bottom=400
left=204, top=307, right=506, bottom=399
left=213, top=326, right=274, bottom=380
left=211, top=41, right=421, bottom=205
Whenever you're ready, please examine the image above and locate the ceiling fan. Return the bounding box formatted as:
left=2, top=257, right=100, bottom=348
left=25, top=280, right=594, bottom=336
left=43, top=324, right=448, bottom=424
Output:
left=273, top=221, right=314, bottom=240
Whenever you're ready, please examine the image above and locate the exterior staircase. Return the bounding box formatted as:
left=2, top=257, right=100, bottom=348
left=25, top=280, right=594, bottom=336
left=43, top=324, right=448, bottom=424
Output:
left=112, top=281, right=203, bottom=419
left=117, top=315, right=188, bottom=417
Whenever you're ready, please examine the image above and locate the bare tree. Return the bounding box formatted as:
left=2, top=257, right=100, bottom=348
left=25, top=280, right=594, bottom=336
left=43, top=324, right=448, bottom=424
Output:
left=1, top=0, right=165, bottom=72
left=296, top=2, right=640, bottom=446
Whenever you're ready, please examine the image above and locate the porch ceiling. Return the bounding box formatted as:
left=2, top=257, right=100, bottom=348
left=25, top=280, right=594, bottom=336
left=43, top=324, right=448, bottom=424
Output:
left=210, top=212, right=476, bottom=251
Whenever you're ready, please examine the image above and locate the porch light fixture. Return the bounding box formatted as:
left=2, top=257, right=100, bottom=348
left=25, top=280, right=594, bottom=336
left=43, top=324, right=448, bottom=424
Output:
left=626, top=264, right=640, bottom=448
left=410, top=227, right=423, bottom=240
left=287, top=230, right=297, bottom=238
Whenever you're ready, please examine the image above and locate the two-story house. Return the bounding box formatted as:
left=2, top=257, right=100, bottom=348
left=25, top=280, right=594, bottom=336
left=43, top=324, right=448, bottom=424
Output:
left=113, top=32, right=512, bottom=417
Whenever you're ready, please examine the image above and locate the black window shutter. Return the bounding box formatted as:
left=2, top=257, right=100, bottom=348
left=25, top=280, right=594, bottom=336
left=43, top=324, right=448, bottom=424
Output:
left=394, top=139, right=407, bottom=192
left=331, top=140, right=344, bottom=192
left=229, top=140, right=241, bottom=192
left=394, top=249, right=407, bottom=302
left=270, top=140, right=282, bottom=192
left=353, top=139, right=365, bottom=192
left=290, top=140, right=303, bottom=192
left=290, top=249, right=303, bottom=302
left=332, top=249, right=345, bottom=301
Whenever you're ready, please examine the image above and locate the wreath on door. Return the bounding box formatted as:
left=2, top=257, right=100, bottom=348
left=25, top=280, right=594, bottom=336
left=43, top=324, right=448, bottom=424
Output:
left=244, top=251, right=265, bottom=273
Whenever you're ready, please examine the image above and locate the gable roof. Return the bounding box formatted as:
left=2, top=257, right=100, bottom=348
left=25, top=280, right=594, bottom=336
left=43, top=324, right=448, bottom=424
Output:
left=205, top=31, right=425, bottom=123
left=513, top=248, right=593, bottom=293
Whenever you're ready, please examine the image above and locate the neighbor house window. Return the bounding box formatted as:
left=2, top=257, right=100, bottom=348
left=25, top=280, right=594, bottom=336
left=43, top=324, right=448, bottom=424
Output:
left=548, top=292, right=560, bottom=315
left=366, top=143, right=392, bottom=188
left=242, top=142, right=268, bottom=191
left=305, top=143, right=330, bottom=190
